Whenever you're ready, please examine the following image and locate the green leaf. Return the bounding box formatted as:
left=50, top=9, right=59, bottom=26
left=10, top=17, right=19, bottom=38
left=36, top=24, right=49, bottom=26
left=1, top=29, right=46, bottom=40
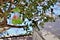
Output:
left=12, top=7, right=20, bottom=12
left=12, top=18, right=23, bottom=24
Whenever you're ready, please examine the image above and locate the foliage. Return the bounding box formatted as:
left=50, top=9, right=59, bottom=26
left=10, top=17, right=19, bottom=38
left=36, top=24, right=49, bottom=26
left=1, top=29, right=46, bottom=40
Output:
left=12, top=7, right=20, bottom=12
left=0, top=0, right=57, bottom=30
left=12, top=18, right=23, bottom=24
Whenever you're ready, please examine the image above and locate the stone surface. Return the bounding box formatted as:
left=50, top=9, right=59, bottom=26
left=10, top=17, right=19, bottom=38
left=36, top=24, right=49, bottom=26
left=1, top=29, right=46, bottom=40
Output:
left=44, top=18, right=60, bottom=39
